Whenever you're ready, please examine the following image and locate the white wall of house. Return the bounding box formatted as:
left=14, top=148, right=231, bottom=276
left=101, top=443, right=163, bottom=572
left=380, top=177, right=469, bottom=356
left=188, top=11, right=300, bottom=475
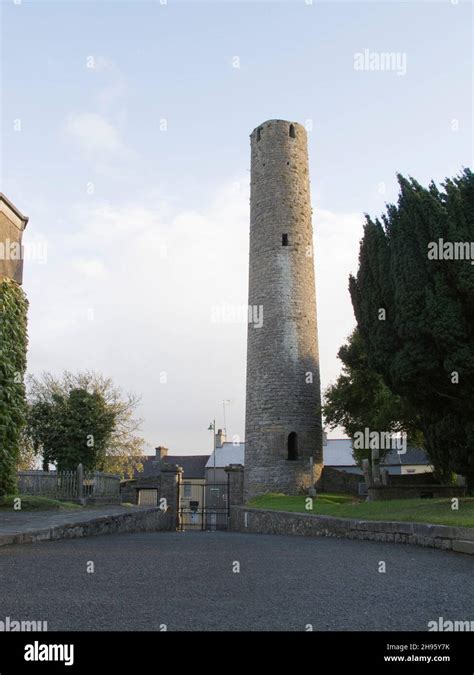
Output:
left=400, top=465, right=434, bottom=475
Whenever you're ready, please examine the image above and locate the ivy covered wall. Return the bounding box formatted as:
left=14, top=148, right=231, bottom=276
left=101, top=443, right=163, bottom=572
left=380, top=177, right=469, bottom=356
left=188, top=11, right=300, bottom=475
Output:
left=0, top=277, right=28, bottom=495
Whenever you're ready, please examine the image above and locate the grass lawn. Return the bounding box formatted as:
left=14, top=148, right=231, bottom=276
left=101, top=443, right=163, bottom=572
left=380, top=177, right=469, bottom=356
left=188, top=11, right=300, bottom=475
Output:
left=247, top=493, right=474, bottom=528
left=0, top=495, right=82, bottom=511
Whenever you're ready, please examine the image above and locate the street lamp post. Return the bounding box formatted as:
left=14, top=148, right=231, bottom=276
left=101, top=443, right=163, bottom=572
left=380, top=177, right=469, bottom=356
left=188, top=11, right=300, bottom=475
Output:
left=207, top=419, right=217, bottom=532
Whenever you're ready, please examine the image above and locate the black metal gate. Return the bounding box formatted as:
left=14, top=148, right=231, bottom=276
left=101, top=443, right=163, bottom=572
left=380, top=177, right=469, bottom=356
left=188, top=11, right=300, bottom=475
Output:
left=179, top=480, right=229, bottom=531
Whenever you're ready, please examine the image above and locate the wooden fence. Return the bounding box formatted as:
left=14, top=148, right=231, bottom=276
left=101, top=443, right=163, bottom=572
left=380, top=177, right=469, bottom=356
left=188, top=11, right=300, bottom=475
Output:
left=17, top=466, right=120, bottom=501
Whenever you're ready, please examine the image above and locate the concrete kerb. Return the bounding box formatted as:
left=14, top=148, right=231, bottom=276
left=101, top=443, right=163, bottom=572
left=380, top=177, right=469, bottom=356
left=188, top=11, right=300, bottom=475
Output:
left=229, top=506, right=474, bottom=555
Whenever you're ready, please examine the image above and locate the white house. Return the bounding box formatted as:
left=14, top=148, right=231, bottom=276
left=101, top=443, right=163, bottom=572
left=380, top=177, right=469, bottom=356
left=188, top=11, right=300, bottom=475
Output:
left=205, top=430, right=245, bottom=484
left=323, top=437, right=433, bottom=475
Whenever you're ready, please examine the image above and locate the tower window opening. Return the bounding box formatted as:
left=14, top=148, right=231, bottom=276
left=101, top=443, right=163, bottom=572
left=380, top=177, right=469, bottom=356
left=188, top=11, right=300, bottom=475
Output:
left=282, top=233, right=289, bottom=246
left=289, top=124, right=296, bottom=139
left=256, top=127, right=262, bottom=142
left=288, top=432, right=298, bottom=460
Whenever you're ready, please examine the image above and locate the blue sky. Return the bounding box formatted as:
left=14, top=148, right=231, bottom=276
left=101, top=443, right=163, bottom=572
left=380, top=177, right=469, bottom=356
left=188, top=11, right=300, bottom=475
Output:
left=1, top=0, right=472, bottom=454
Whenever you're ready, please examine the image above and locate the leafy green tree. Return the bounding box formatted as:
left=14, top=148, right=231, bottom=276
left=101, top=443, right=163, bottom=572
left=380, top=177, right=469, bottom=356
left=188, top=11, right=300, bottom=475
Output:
left=323, top=330, right=422, bottom=465
left=349, top=169, right=474, bottom=489
left=28, top=388, right=115, bottom=471
left=26, top=371, right=145, bottom=477
left=0, top=278, right=28, bottom=495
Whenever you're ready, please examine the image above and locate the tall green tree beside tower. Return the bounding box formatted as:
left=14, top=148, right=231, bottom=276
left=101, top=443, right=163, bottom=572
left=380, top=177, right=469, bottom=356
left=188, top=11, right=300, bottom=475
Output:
left=349, top=169, right=474, bottom=488
left=323, top=329, right=422, bottom=465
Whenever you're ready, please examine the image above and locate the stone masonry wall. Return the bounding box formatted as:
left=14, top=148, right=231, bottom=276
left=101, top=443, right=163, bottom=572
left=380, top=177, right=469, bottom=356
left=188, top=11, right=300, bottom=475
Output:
left=225, top=464, right=244, bottom=506
left=317, top=467, right=362, bottom=496
left=120, top=465, right=182, bottom=531
left=244, top=120, right=323, bottom=499
left=368, top=485, right=466, bottom=500
left=229, top=506, right=474, bottom=554
left=0, top=507, right=174, bottom=548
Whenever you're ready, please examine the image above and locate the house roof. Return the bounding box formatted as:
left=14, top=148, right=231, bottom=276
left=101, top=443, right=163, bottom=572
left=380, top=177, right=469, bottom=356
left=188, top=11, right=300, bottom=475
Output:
left=164, top=455, right=210, bottom=478
left=136, top=454, right=210, bottom=479
left=323, top=438, right=431, bottom=467
left=206, top=442, right=245, bottom=469
left=383, top=447, right=432, bottom=466
left=0, top=193, right=28, bottom=229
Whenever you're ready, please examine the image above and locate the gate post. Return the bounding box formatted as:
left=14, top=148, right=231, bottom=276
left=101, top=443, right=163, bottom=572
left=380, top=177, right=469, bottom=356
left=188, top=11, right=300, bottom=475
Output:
left=224, top=463, right=244, bottom=506
left=159, top=464, right=183, bottom=530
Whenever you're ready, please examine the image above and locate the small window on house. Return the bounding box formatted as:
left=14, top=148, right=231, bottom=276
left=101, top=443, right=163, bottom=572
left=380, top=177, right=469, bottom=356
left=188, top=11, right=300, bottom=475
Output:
left=183, top=483, right=192, bottom=498
left=282, top=233, right=289, bottom=246
left=289, top=124, right=296, bottom=139
left=288, top=432, right=298, bottom=460
left=256, top=127, right=262, bottom=142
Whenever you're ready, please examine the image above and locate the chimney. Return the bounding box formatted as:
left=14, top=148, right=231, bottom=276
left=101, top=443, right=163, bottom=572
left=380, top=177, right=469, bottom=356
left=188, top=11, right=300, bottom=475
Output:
left=215, top=429, right=225, bottom=448
left=155, top=446, right=168, bottom=459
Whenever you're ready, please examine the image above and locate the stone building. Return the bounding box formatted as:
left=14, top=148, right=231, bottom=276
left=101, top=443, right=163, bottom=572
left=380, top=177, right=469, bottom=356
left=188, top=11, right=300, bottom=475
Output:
left=244, top=120, right=323, bottom=499
left=0, top=193, right=28, bottom=284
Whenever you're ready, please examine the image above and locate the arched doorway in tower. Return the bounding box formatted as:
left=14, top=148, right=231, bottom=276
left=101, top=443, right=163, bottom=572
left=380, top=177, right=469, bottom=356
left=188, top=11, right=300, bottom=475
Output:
left=287, top=432, right=298, bottom=460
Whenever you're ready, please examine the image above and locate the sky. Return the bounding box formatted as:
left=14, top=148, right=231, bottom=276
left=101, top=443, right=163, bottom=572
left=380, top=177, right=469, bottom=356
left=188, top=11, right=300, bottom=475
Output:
left=1, top=0, right=472, bottom=455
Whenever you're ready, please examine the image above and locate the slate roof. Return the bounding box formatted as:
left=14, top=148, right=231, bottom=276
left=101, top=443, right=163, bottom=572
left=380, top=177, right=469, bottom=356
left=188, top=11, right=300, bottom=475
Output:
left=205, top=442, right=245, bottom=469
left=135, top=455, right=210, bottom=479
left=324, top=438, right=431, bottom=467
left=383, top=447, right=431, bottom=466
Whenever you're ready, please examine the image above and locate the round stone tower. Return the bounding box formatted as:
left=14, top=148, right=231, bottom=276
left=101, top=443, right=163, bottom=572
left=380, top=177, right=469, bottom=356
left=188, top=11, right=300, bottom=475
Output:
left=244, top=119, right=323, bottom=499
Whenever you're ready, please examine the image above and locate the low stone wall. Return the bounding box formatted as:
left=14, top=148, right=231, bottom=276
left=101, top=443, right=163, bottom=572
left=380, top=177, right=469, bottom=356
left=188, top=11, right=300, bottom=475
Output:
left=0, top=507, right=173, bottom=547
left=64, top=496, right=122, bottom=506
left=368, top=485, right=466, bottom=500
left=229, top=506, right=474, bottom=555
left=387, top=473, right=437, bottom=486
left=317, top=467, right=362, bottom=495
left=80, top=495, right=122, bottom=506
left=120, top=478, right=157, bottom=504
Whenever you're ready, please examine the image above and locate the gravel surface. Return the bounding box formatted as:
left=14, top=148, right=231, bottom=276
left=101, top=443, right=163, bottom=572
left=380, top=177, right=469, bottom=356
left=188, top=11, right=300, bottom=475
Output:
left=0, top=531, right=471, bottom=631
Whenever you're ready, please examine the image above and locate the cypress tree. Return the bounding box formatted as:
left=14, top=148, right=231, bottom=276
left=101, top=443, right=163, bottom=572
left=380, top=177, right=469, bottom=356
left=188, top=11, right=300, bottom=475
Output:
left=350, top=169, right=474, bottom=490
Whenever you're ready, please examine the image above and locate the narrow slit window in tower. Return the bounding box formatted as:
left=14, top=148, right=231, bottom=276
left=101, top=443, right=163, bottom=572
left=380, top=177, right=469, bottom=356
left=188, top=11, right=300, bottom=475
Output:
left=289, top=124, right=296, bottom=139
left=282, top=233, right=289, bottom=246
left=288, top=432, right=298, bottom=460
left=256, top=127, right=262, bottom=142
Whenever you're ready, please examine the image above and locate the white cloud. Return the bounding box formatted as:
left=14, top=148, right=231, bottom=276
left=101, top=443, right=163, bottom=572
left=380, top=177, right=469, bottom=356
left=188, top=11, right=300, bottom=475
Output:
left=73, top=258, right=108, bottom=280
left=25, top=180, right=249, bottom=453
left=91, top=56, right=116, bottom=73
left=64, top=112, right=129, bottom=162
left=24, top=181, right=364, bottom=452
left=90, top=56, right=128, bottom=109
left=62, top=56, right=130, bottom=171
left=315, top=208, right=365, bottom=429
